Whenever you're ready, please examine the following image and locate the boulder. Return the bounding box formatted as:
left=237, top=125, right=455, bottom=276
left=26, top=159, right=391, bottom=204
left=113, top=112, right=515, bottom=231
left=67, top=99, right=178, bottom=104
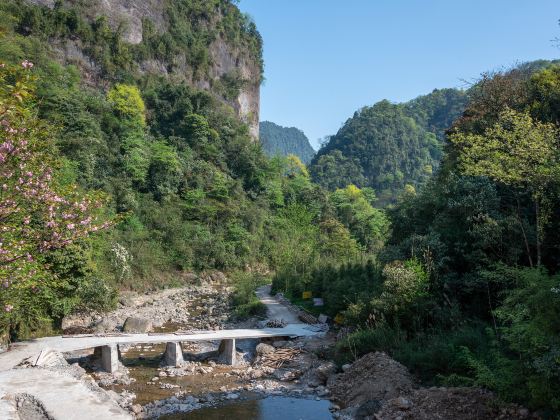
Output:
left=123, top=317, right=153, bottom=333
left=61, top=314, right=93, bottom=331
left=255, top=343, right=275, bottom=355
left=314, top=361, right=337, bottom=383
left=391, top=396, right=413, bottom=410
left=118, top=296, right=135, bottom=307
left=93, top=318, right=115, bottom=333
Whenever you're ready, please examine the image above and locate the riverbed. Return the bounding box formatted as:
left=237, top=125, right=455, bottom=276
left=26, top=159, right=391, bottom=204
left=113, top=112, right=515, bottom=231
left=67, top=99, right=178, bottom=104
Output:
left=76, top=280, right=337, bottom=419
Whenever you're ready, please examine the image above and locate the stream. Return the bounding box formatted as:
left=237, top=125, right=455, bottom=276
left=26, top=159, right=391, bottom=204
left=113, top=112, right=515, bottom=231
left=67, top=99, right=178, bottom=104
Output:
left=81, top=283, right=335, bottom=419
left=161, top=396, right=332, bottom=420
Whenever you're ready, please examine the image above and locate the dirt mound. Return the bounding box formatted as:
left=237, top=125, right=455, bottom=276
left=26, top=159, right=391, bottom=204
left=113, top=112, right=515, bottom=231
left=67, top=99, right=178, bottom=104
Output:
left=328, top=352, right=414, bottom=408
left=376, top=387, right=532, bottom=420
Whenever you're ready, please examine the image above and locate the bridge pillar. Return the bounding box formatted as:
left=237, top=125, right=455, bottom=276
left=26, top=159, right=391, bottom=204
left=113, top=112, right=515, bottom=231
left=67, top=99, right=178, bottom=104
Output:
left=163, top=342, right=184, bottom=366
left=99, top=344, right=119, bottom=373
left=218, top=338, right=236, bottom=365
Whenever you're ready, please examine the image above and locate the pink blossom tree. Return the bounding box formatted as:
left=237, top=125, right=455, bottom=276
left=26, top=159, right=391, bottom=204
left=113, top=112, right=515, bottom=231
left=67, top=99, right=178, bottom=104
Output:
left=0, top=62, right=110, bottom=338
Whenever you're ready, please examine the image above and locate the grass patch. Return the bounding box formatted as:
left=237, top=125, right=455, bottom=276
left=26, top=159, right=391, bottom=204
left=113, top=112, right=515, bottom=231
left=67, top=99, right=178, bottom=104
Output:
left=230, top=271, right=269, bottom=320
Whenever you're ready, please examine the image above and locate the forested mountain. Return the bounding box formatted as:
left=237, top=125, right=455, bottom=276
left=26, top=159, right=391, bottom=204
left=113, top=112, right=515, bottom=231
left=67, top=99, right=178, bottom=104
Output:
left=2, top=1, right=560, bottom=415
left=0, top=0, right=388, bottom=342
left=311, top=63, right=560, bottom=205
left=259, top=121, right=316, bottom=164
left=310, top=89, right=468, bottom=203
left=0, top=0, right=267, bottom=334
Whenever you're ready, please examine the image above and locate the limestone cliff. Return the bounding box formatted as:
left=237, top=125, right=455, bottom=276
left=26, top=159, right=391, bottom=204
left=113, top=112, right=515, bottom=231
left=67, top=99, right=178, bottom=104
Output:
left=25, top=0, right=261, bottom=138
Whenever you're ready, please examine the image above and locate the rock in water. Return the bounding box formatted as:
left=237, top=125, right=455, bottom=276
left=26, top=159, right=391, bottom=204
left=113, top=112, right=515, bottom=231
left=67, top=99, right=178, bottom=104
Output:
left=123, top=317, right=153, bottom=333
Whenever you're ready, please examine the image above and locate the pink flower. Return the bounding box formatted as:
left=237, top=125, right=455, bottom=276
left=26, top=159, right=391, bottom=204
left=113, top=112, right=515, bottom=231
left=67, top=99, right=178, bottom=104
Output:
left=67, top=223, right=75, bottom=230
left=21, top=60, right=34, bottom=69
left=4, top=304, right=13, bottom=312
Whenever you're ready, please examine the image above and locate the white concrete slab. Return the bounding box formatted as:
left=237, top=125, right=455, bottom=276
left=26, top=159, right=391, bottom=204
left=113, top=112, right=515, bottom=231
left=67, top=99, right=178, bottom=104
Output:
left=0, top=368, right=132, bottom=419
left=0, top=324, right=320, bottom=371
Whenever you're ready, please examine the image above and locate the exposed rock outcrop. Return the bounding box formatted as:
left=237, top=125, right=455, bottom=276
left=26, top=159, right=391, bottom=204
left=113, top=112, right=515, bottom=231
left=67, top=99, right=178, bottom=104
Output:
left=24, top=0, right=261, bottom=138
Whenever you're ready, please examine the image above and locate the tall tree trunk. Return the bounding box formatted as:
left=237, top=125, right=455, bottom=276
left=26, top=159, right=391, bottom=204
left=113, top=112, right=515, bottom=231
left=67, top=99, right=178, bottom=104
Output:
left=516, top=197, right=533, bottom=268
left=535, top=199, right=542, bottom=267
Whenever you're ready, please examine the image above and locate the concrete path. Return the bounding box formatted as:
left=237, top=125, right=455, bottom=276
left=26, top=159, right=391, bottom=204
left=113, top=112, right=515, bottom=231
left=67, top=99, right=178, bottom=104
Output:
left=256, top=285, right=301, bottom=324
left=0, top=368, right=132, bottom=419
left=0, top=324, right=319, bottom=372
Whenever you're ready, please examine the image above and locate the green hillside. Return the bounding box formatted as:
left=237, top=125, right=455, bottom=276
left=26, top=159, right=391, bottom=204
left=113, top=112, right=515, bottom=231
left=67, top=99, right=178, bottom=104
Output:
left=310, top=89, right=468, bottom=204
left=259, top=121, right=316, bottom=164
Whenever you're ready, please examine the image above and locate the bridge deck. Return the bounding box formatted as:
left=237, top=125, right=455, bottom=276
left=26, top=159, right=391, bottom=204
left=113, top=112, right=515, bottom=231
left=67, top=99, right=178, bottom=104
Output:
left=0, top=324, right=320, bottom=371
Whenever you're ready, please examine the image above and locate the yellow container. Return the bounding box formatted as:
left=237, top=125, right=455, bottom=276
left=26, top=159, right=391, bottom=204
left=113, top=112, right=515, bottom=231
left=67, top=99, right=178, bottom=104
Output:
left=302, top=291, right=312, bottom=299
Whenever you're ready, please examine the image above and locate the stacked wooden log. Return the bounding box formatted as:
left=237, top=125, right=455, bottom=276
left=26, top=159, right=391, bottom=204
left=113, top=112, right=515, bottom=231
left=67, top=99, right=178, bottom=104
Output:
left=257, top=347, right=303, bottom=369
left=298, top=311, right=318, bottom=324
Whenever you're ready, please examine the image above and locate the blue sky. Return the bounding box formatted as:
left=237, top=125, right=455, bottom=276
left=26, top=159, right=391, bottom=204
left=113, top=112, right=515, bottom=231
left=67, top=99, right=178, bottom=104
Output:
left=238, top=0, right=559, bottom=149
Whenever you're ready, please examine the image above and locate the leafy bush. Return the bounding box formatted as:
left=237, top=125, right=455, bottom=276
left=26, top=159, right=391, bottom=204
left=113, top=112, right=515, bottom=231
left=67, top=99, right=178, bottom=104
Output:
left=493, top=267, right=560, bottom=410
left=230, top=272, right=268, bottom=320
left=334, top=325, right=406, bottom=364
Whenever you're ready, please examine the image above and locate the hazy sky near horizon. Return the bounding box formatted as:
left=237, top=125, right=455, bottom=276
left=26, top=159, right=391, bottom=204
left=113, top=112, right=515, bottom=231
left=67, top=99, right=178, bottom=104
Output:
left=238, top=0, right=559, bottom=149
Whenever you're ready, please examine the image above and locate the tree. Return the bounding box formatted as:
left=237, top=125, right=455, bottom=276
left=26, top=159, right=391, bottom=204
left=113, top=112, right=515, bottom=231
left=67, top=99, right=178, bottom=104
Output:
left=107, top=84, right=150, bottom=183
left=0, top=62, right=109, bottom=336
left=450, top=108, right=560, bottom=266
left=285, top=154, right=309, bottom=178
left=107, top=84, right=146, bottom=127
left=330, top=185, right=390, bottom=252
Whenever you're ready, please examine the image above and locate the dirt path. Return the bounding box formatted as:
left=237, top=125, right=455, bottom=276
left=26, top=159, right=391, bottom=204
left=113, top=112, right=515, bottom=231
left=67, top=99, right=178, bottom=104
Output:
left=256, top=285, right=300, bottom=324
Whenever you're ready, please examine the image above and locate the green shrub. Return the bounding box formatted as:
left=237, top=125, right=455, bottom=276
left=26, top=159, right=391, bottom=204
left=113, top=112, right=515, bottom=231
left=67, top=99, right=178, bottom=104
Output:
left=334, top=325, right=406, bottom=364
left=233, top=300, right=267, bottom=319
left=230, top=271, right=269, bottom=320
left=394, top=325, right=492, bottom=384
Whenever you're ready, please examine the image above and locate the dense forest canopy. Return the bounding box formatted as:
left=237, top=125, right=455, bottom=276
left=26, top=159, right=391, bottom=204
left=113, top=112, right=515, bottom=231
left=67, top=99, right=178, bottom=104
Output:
left=278, top=60, right=560, bottom=414
left=0, top=0, right=377, bottom=343
left=309, top=88, right=468, bottom=204
left=259, top=121, right=316, bottom=164
left=1, top=0, right=560, bottom=415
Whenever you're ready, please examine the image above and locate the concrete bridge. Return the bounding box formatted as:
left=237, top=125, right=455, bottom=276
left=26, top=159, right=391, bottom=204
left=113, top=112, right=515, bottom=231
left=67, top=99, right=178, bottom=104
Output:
left=0, top=324, right=322, bottom=373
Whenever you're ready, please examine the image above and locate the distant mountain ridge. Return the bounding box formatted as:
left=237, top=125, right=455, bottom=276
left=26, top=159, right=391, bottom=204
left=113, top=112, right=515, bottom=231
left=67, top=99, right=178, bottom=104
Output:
left=259, top=121, right=316, bottom=164
left=309, top=88, right=468, bottom=204
left=310, top=59, right=560, bottom=206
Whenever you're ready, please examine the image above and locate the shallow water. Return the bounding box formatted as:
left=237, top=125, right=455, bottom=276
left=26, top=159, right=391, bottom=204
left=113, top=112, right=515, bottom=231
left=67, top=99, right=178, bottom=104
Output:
left=108, top=342, right=242, bottom=405
left=162, top=396, right=333, bottom=420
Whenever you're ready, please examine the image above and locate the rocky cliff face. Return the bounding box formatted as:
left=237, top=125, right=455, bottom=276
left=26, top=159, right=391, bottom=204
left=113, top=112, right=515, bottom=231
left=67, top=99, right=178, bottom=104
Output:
left=25, top=0, right=261, bottom=138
